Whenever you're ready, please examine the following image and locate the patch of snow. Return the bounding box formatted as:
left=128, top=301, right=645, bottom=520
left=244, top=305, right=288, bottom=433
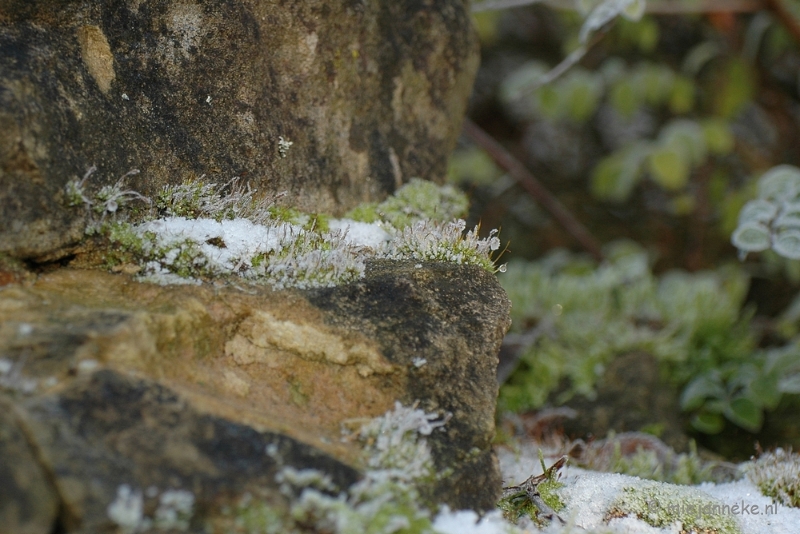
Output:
left=138, top=216, right=298, bottom=272
left=700, top=479, right=800, bottom=534
left=328, top=218, right=391, bottom=249
left=434, top=507, right=520, bottom=534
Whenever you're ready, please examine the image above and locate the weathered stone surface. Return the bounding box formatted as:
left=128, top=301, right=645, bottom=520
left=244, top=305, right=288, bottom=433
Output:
left=0, top=260, right=510, bottom=530
left=308, top=260, right=512, bottom=510
left=0, top=400, right=60, bottom=534
left=0, top=0, right=480, bottom=260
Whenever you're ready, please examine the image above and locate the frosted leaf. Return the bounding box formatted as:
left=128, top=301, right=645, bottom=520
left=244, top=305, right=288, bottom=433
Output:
left=758, top=164, right=800, bottom=201
left=660, top=119, right=707, bottom=166
left=737, top=199, right=778, bottom=225
left=775, top=201, right=800, bottom=229
left=772, top=229, right=800, bottom=260
left=579, top=0, right=646, bottom=44
left=731, top=222, right=771, bottom=253
left=621, top=0, right=646, bottom=20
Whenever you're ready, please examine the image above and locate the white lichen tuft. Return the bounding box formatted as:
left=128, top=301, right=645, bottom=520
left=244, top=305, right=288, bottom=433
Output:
left=744, top=448, right=800, bottom=508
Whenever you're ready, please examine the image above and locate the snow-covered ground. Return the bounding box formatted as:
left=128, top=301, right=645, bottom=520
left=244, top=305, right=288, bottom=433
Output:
left=432, top=445, right=800, bottom=534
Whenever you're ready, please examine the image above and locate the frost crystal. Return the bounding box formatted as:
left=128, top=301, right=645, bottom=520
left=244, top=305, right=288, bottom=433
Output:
left=358, top=401, right=449, bottom=480
left=745, top=449, right=800, bottom=508
left=386, top=220, right=503, bottom=272
left=107, top=485, right=145, bottom=533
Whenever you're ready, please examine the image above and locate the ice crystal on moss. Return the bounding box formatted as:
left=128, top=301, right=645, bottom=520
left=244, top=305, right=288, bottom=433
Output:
left=607, top=480, right=741, bottom=534
left=156, top=177, right=277, bottom=224
left=386, top=220, right=504, bottom=273
left=744, top=449, right=800, bottom=508
left=265, top=402, right=452, bottom=534
left=69, top=170, right=504, bottom=288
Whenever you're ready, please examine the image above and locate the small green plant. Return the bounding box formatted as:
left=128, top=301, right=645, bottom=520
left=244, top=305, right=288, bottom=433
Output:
left=498, top=451, right=565, bottom=526
left=732, top=165, right=800, bottom=260
left=65, top=166, right=150, bottom=224
left=498, top=242, right=800, bottom=434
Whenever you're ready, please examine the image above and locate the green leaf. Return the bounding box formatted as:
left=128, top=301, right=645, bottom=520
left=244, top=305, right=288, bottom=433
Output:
left=778, top=373, right=800, bottom=394
left=775, top=202, right=800, bottom=229
left=750, top=373, right=782, bottom=410
left=669, top=76, right=695, bottom=114
left=638, top=64, right=675, bottom=106
left=758, top=165, right=800, bottom=201
left=773, top=229, right=800, bottom=260
left=660, top=120, right=707, bottom=166
left=564, top=70, right=603, bottom=122
left=680, top=374, right=726, bottom=411
left=691, top=412, right=725, bottom=434
left=536, top=85, right=563, bottom=119
left=737, top=199, right=778, bottom=225
left=714, top=58, right=756, bottom=118
left=622, top=0, right=646, bottom=20
left=647, top=146, right=689, bottom=190
left=731, top=222, right=771, bottom=253
left=724, top=397, right=763, bottom=432
left=611, top=79, right=641, bottom=118
left=701, top=119, right=735, bottom=155
left=591, top=146, right=646, bottom=202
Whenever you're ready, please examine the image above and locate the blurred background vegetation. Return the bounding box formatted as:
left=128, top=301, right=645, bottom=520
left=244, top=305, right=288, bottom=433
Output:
left=451, top=0, right=800, bottom=460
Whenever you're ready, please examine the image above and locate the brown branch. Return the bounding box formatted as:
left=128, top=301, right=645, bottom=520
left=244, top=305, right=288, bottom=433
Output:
left=764, top=0, right=800, bottom=44
left=462, top=119, right=605, bottom=262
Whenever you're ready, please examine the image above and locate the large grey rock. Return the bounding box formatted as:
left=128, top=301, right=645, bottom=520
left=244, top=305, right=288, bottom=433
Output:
left=0, top=0, right=479, bottom=260
left=0, top=260, right=510, bottom=532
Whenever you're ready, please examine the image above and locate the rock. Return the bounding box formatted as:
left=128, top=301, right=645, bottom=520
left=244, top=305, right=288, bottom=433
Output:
left=0, top=260, right=510, bottom=531
left=0, top=0, right=479, bottom=260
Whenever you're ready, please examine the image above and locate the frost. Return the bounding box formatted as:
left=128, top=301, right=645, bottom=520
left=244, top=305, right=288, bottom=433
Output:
left=269, top=402, right=452, bottom=534
left=107, top=485, right=194, bottom=533
left=154, top=489, right=195, bottom=530
left=385, top=220, right=503, bottom=272
left=107, top=485, right=145, bottom=533
left=732, top=165, right=800, bottom=261
left=744, top=449, right=800, bottom=508
left=579, top=0, right=646, bottom=44
left=67, top=172, right=504, bottom=288
left=731, top=222, right=771, bottom=253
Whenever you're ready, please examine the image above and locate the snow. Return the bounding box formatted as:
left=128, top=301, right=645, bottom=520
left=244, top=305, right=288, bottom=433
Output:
left=433, top=508, right=518, bottom=534
left=138, top=217, right=300, bottom=272
left=328, top=218, right=391, bottom=249
left=490, top=445, right=800, bottom=534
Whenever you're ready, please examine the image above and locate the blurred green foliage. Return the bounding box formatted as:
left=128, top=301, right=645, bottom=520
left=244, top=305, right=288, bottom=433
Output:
left=499, top=243, right=800, bottom=434
left=457, top=1, right=800, bottom=442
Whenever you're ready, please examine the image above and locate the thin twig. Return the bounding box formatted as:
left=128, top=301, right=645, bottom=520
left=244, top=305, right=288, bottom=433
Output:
left=462, top=119, right=605, bottom=262
left=764, top=0, right=800, bottom=44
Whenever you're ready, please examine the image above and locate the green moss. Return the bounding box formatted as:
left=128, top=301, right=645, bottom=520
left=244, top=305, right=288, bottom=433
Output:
left=344, top=202, right=381, bottom=223
left=377, top=178, right=469, bottom=230
left=745, top=449, right=800, bottom=508
left=607, top=480, right=741, bottom=534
